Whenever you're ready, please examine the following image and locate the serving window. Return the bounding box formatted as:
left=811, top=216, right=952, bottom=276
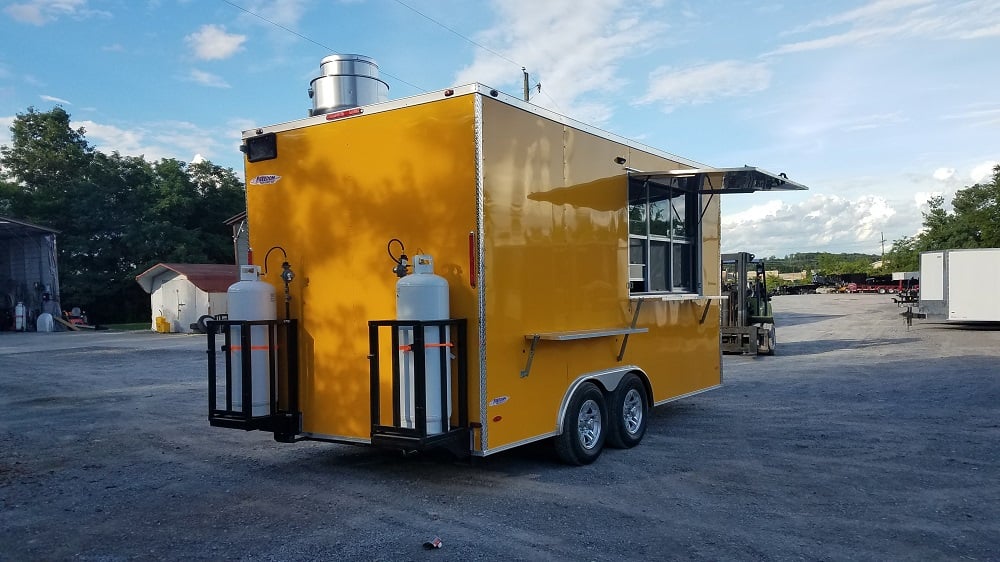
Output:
left=628, top=176, right=699, bottom=294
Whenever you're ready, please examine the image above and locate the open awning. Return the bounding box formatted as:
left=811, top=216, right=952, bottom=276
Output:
left=629, top=166, right=809, bottom=194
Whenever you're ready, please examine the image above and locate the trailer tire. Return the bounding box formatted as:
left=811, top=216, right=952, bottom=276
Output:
left=196, top=314, right=215, bottom=334
left=607, top=373, right=648, bottom=449
left=555, top=382, right=607, bottom=465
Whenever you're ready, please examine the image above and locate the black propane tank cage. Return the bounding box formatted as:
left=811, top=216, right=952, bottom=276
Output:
left=368, top=318, right=469, bottom=456
left=206, top=319, right=301, bottom=442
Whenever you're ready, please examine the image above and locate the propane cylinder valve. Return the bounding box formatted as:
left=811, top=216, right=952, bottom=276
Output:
left=280, top=261, right=295, bottom=284
left=387, top=238, right=410, bottom=278
left=393, top=254, right=409, bottom=278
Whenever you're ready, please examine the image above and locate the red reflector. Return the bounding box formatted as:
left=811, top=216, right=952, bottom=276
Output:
left=492, top=416, right=502, bottom=423
left=444, top=89, right=454, bottom=96
left=325, top=107, right=364, bottom=120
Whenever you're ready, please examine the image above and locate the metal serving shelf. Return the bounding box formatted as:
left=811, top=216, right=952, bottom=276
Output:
left=525, top=327, right=649, bottom=341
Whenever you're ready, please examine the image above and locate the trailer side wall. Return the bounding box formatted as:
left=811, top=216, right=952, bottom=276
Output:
left=948, top=249, right=1000, bottom=322
left=479, top=98, right=722, bottom=452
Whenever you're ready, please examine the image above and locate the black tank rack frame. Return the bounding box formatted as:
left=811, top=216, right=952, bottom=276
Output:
left=206, top=318, right=301, bottom=442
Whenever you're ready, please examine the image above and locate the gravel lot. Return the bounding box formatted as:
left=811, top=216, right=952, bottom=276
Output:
left=1, top=294, right=998, bottom=561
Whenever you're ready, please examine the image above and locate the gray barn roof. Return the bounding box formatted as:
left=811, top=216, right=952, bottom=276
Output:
left=0, top=215, right=59, bottom=240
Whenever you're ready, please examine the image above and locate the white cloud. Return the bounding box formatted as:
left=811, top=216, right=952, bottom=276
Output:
left=74, top=120, right=149, bottom=156
left=723, top=159, right=1000, bottom=256
left=5, top=0, right=86, bottom=24
left=926, top=161, right=997, bottom=190
left=4, top=0, right=108, bottom=25
left=769, top=0, right=1000, bottom=56
left=72, top=118, right=232, bottom=165
left=970, top=160, right=998, bottom=183
left=941, top=105, right=1000, bottom=126
left=932, top=167, right=956, bottom=181
left=39, top=94, right=71, bottom=105
left=228, top=117, right=257, bottom=133
left=839, top=112, right=907, bottom=132
left=913, top=190, right=944, bottom=207
left=961, top=21, right=1000, bottom=39
left=722, top=194, right=906, bottom=256
left=0, top=116, right=14, bottom=146
left=638, top=61, right=772, bottom=110
left=187, top=69, right=230, bottom=89
left=724, top=200, right=786, bottom=225
left=788, top=0, right=932, bottom=34
left=185, top=24, right=246, bottom=61
left=453, top=0, right=666, bottom=124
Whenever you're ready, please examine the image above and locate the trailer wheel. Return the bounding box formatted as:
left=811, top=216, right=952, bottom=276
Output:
left=555, top=382, right=607, bottom=465
left=607, top=373, right=648, bottom=449
left=196, top=314, right=215, bottom=334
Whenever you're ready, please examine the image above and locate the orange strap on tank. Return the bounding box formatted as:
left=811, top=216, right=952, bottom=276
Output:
left=398, top=342, right=454, bottom=352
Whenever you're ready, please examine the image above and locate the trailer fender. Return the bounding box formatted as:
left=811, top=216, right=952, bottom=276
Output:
left=555, top=366, right=651, bottom=435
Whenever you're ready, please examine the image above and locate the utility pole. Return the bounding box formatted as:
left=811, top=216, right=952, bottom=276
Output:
left=880, top=232, right=886, bottom=264
left=523, top=67, right=529, bottom=102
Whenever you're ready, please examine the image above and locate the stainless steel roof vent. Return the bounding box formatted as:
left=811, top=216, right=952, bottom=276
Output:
left=308, top=54, right=389, bottom=116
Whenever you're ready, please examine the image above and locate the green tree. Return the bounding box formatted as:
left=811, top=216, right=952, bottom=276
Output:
left=884, top=164, right=1000, bottom=269
left=0, top=107, right=245, bottom=323
left=949, top=165, right=1000, bottom=247
left=916, top=166, right=1000, bottom=252
left=884, top=235, right=919, bottom=271
left=0, top=106, right=92, bottom=219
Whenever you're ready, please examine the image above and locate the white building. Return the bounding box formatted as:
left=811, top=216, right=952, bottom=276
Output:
left=135, top=263, right=238, bottom=333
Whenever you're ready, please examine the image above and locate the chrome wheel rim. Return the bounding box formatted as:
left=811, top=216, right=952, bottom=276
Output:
left=622, top=388, right=643, bottom=435
left=577, top=399, right=602, bottom=450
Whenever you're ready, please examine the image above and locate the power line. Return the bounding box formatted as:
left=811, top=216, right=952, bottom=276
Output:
left=219, top=0, right=426, bottom=93
left=221, top=0, right=330, bottom=53
left=391, top=0, right=522, bottom=70
left=539, top=88, right=562, bottom=112
left=221, top=0, right=561, bottom=106
left=390, top=1, right=570, bottom=109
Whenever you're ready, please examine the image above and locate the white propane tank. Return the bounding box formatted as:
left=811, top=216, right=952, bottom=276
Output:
left=396, top=254, right=451, bottom=434
left=227, top=265, right=277, bottom=416
left=14, top=302, right=26, bottom=332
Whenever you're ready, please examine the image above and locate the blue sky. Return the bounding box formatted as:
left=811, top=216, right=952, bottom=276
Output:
left=1, top=0, right=998, bottom=257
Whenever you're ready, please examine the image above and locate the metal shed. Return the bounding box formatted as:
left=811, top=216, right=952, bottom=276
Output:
left=0, top=216, right=61, bottom=331
left=224, top=211, right=249, bottom=266
left=135, top=263, right=238, bottom=333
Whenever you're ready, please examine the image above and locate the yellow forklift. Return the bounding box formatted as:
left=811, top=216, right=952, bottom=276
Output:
left=721, top=252, right=775, bottom=355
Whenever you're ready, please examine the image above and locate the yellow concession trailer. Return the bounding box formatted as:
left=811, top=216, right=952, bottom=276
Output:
left=207, top=82, right=806, bottom=464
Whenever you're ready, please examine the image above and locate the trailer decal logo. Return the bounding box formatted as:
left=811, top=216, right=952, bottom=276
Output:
left=488, top=396, right=509, bottom=407
left=250, top=174, right=282, bottom=185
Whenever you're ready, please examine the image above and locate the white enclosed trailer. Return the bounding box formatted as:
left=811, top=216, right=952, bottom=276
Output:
left=919, top=248, right=1000, bottom=322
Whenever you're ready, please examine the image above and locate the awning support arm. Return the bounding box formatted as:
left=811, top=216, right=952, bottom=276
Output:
left=699, top=174, right=715, bottom=225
